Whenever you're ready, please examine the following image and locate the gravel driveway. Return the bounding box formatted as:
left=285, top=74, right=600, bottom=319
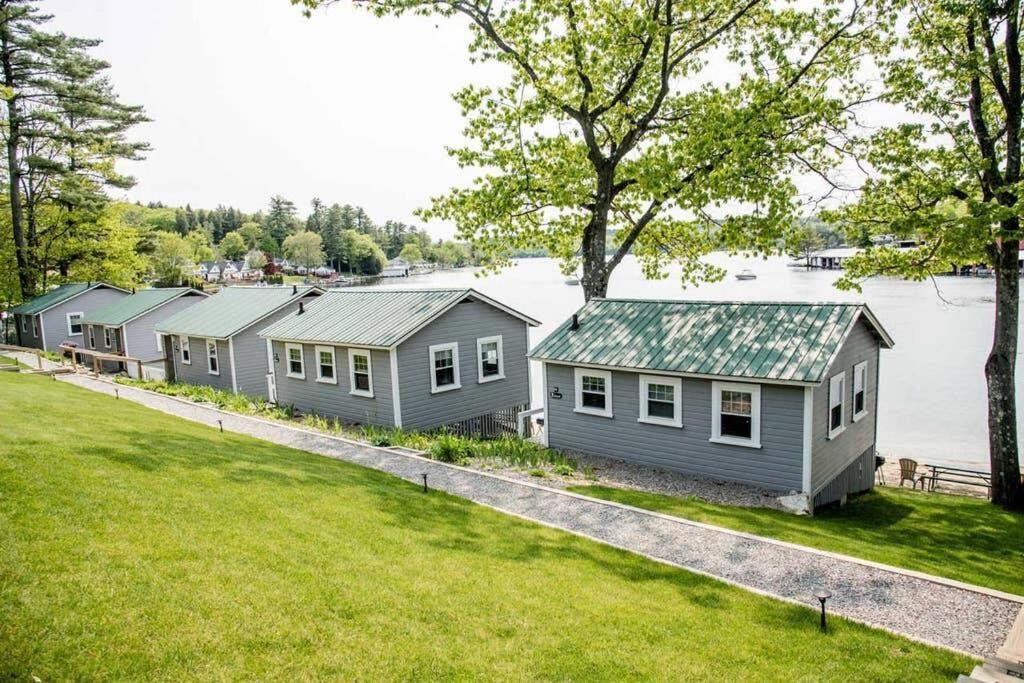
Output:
left=46, top=371, right=1024, bottom=657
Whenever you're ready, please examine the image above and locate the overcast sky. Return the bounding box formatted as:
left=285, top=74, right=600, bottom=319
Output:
left=43, top=0, right=494, bottom=237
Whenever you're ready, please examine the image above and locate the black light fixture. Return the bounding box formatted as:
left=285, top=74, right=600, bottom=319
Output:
left=422, top=473, right=429, bottom=493
left=218, top=419, right=223, bottom=433
left=815, top=589, right=832, bottom=632
left=114, top=388, right=119, bottom=400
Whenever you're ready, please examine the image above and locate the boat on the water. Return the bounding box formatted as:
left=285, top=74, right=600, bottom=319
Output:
left=735, top=269, right=757, bottom=281
left=564, top=277, right=580, bottom=285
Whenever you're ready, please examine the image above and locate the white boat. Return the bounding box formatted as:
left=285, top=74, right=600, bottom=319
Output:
left=735, top=269, right=757, bottom=281
left=564, top=276, right=581, bottom=286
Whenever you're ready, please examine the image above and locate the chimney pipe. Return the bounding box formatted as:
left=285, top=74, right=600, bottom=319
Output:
left=570, top=313, right=579, bottom=331
left=298, top=301, right=304, bottom=315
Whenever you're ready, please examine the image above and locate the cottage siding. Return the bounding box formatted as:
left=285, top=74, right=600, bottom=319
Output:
left=545, top=364, right=805, bottom=491
left=231, top=293, right=320, bottom=397
left=271, top=341, right=394, bottom=425
left=39, top=288, right=127, bottom=351
left=813, top=446, right=875, bottom=507
left=395, top=299, right=531, bottom=430
left=16, top=313, right=43, bottom=349
left=810, top=317, right=880, bottom=493
left=171, top=336, right=233, bottom=392
left=121, top=294, right=204, bottom=363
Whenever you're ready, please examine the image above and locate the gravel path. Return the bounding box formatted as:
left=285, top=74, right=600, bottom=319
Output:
left=48, top=372, right=1024, bottom=657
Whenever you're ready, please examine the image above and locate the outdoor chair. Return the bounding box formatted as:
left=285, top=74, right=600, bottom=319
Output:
left=898, top=458, right=925, bottom=489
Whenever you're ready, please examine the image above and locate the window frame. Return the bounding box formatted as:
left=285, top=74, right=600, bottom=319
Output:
left=180, top=335, right=191, bottom=365
left=103, top=326, right=113, bottom=349
left=314, top=345, right=337, bottom=385
left=20, top=315, right=26, bottom=334
left=573, top=367, right=613, bottom=418
left=710, top=380, right=761, bottom=449
left=852, top=361, right=868, bottom=422
left=429, top=342, right=461, bottom=394
left=66, top=311, right=84, bottom=336
left=31, top=315, right=38, bottom=338
left=285, top=342, right=305, bottom=380
left=638, top=374, right=683, bottom=428
left=206, top=338, right=220, bottom=376
left=828, top=371, right=846, bottom=439
left=87, top=326, right=96, bottom=350
left=347, top=347, right=374, bottom=397
left=476, top=335, right=505, bottom=383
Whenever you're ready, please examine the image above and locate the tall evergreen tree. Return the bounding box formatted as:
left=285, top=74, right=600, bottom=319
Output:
left=264, top=195, right=298, bottom=246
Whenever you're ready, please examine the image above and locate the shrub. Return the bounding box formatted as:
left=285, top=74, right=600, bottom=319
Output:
left=362, top=425, right=393, bottom=447
left=553, top=463, right=575, bottom=477
left=430, top=432, right=468, bottom=464
left=528, top=468, right=547, bottom=478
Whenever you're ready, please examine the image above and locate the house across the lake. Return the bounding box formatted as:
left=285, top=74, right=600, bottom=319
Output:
left=155, top=285, right=322, bottom=397
left=529, top=299, right=894, bottom=513
left=259, top=288, right=540, bottom=433
left=80, top=287, right=210, bottom=378
left=11, top=282, right=129, bottom=352
left=382, top=258, right=411, bottom=278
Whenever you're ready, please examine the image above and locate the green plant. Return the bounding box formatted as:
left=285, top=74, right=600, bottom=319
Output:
left=429, top=432, right=467, bottom=464
left=362, top=425, right=393, bottom=447
left=528, top=468, right=547, bottom=478
left=553, top=463, right=575, bottom=477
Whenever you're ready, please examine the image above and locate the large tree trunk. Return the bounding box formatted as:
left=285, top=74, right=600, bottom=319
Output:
left=1, top=55, right=30, bottom=299
left=986, top=236, right=1023, bottom=509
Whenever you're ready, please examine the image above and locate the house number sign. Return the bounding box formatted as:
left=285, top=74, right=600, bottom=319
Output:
left=549, top=387, right=563, bottom=399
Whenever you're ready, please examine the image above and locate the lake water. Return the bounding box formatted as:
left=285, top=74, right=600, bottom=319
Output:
left=377, top=254, right=1024, bottom=468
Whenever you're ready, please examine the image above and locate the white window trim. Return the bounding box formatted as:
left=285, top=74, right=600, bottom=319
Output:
left=31, top=315, right=38, bottom=338
left=88, top=326, right=96, bottom=350
left=574, top=367, right=613, bottom=418
left=155, top=332, right=163, bottom=353
left=476, top=335, right=505, bottom=383
left=852, top=361, right=868, bottom=422
left=347, top=347, right=374, bottom=397
left=315, top=345, right=338, bottom=385
left=828, top=371, right=846, bottom=439
left=66, top=311, right=84, bottom=336
left=638, top=374, right=683, bottom=428
left=285, top=342, right=305, bottom=380
left=20, top=315, right=27, bottom=334
left=206, top=338, right=220, bottom=376
left=180, top=335, right=191, bottom=365
left=710, top=381, right=762, bottom=449
left=429, top=342, right=461, bottom=393
left=103, top=326, right=113, bottom=349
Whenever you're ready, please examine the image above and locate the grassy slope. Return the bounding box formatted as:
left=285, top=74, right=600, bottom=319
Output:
left=566, top=484, right=1024, bottom=595
left=0, top=372, right=971, bottom=680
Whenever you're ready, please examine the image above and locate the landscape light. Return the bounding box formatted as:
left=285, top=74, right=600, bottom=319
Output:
left=815, top=589, right=832, bottom=632
left=422, top=473, right=429, bottom=493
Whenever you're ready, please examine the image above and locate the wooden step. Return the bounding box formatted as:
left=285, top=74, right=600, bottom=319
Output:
left=997, top=606, right=1024, bottom=673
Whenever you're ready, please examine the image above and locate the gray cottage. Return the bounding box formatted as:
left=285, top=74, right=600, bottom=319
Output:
left=80, top=287, right=210, bottom=377
left=529, top=299, right=894, bottom=512
left=156, top=285, right=322, bottom=397
left=259, top=288, right=540, bottom=431
left=10, top=282, right=129, bottom=352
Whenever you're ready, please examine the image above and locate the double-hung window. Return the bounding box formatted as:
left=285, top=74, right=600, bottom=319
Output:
left=711, top=381, right=761, bottom=448
left=87, top=326, right=96, bottom=349
left=348, top=348, right=373, bottom=397
left=180, top=336, right=191, bottom=365
left=828, top=372, right=846, bottom=438
left=574, top=368, right=613, bottom=417
left=206, top=339, right=219, bottom=375
left=638, top=375, right=682, bottom=427
left=286, top=343, right=305, bottom=379
left=66, top=312, right=83, bottom=336
left=852, top=361, right=868, bottom=421
left=429, top=342, right=460, bottom=393
left=20, top=315, right=27, bottom=334
left=31, top=315, right=38, bottom=338
left=476, top=335, right=504, bottom=382
left=316, top=346, right=337, bottom=384
left=103, top=327, right=113, bottom=349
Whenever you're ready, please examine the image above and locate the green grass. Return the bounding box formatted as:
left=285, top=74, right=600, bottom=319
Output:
left=566, top=484, right=1024, bottom=595
left=0, top=372, right=973, bottom=680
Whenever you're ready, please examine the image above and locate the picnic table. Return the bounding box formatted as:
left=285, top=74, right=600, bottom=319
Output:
left=922, top=464, right=991, bottom=498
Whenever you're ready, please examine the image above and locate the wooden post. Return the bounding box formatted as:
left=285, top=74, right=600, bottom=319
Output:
left=136, top=359, right=143, bottom=379
left=35, top=350, right=42, bottom=369
left=93, top=355, right=99, bottom=376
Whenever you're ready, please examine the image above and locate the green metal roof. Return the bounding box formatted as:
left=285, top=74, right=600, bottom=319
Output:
left=259, top=288, right=540, bottom=348
left=81, top=288, right=204, bottom=327
left=155, top=286, right=319, bottom=339
left=529, top=299, right=894, bottom=385
left=11, top=282, right=126, bottom=315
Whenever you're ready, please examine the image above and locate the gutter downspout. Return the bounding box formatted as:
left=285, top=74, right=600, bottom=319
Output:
left=801, top=386, right=815, bottom=513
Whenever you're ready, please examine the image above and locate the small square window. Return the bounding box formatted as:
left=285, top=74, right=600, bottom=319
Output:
left=286, top=343, right=305, bottom=379
left=711, top=381, right=761, bottom=448
left=429, top=343, right=460, bottom=393
left=66, top=312, right=83, bottom=336
left=476, top=335, right=504, bottom=383
left=574, top=368, right=613, bottom=417
left=315, top=346, right=337, bottom=384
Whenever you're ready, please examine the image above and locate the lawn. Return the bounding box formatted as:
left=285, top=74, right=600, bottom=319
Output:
left=566, top=484, right=1024, bottom=596
left=0, top=372, right=973, bottom=680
